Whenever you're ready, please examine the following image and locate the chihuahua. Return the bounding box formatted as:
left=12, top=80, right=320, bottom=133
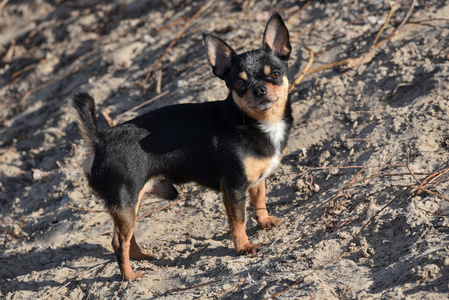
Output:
left=72, top=13, right=293, bottom=281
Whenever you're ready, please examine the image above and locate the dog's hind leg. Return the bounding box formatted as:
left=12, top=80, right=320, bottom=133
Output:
left=129, top=185, right=157, bottom=261
left=110, top=208, right=144, bottom=280
left=110, top=186, right=156, bottom=281
left=129, top=234, right=156, bottom=261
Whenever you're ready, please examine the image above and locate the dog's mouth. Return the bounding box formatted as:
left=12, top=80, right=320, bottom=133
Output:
left=249, top=96, right=278, bottom=111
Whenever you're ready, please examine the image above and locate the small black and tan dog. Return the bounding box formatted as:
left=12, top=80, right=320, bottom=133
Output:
left=73, top=13, right=293, bottom=281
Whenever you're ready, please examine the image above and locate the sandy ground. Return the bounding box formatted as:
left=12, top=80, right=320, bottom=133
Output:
left=1, top=0, right=449, bottom=299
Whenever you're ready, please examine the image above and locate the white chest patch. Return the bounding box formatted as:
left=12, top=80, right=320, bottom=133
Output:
left=251, top=120, right=287, bottom=186
left=258, top=120, right=287, bottom=152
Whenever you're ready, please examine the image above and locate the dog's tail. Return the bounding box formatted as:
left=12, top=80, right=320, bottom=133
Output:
left=72, top=92, right=101, bottom=149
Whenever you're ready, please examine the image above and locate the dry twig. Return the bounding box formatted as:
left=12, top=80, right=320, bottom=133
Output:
left=417, top=167, right=449, bottom=194
left=289, top=47, right=314, bottom=93
left=197, top=277, right=246, bottom=300
left=39, top=261, right=111, bottom=299
left=0, top=0, right=9, bottom=12
left=264, top=245, right=368, bottom=299
left=86, top=262, right=111, bottom=300
left=166, top=279, right=222, bottom=295
left=114, top=90, right=169, bottom=122
left=410, top=186, right=449, bottom=202
left=405, top=145, right=422, bottom=186
left=19, top=55, right=100, bottom=110
left=142, top=0, right=214, bottom=92
left=101, top=109, right=115, bottom=127
left=137, top=195, right=190, bottom=221
left=63, top=205, right=106, bottom=213
left=372, top=0, right=398, bottom=47
left=321, top=167, right=365, bottom=223
left=286, top=1, right=312, bottom=26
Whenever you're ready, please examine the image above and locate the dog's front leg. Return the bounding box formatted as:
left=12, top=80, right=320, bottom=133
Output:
left=220, top=185, right=260, bottom=255
left=249, top=179, right=281, bottom=229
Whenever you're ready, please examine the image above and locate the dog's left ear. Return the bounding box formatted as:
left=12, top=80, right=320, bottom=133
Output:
left=262, top=13, right=291, bottom=61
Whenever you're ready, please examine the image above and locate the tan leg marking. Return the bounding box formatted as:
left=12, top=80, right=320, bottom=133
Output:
left=244, top=156, right=272, bottom=184
left=111, top=209, right=144, bottom=281
left=110, top=184, right=157, bottom=281
left=221, top=186, right=259, bottom=254
left=249, top=179, right=281, bottom=229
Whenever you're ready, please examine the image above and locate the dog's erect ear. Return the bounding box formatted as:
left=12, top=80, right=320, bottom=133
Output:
left=262, top=13, right=291, bottom=61
left=204, top=34, right=236, bottom=79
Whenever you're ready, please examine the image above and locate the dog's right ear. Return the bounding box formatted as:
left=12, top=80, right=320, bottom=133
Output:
left=204, top=34, right=236, bottom=79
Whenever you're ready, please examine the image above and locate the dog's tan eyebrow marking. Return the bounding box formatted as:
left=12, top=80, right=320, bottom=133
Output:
left=239, top=72, right=248, bottom=80
left=264, top=65, right=271, bottom=76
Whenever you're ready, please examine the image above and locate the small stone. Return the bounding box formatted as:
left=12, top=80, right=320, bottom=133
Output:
left=295, top=179, right=306, bottom=190
left=31, top=169, right=45, bottom=182
left=443, top=257, right=449, bottom=267
left=365, top=16, right=379, bottom=25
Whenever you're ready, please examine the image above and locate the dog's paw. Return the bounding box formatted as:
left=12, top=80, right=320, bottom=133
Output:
left=123, top=270, right=146, bottom=281
left=257, top=216, right=281, bottom=229
left=237, top=243, right=260, bottom=255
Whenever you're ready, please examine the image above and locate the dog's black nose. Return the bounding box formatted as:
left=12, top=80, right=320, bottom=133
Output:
left=254, top=86, right=267, bottom=97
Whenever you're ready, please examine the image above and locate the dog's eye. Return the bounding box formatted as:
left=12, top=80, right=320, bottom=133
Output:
left=271, top=71, right=281, bottom=79
left=234, top=80, right=246, bottom=89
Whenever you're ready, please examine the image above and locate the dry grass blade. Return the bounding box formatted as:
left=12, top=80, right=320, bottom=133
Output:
left=286, top=1, right=311, bottom=26
left=137, top=197, right=187, bottom=221
left=167, top=279, right=222, bottom=294
left=39, top=261, right=111, bottom=299
left=0, top=0, right=9, bottom=11
left=101, top=109, right=115, bottom=127
left=321, top=167, right=365, bottom=222
left=406, top=145, right=422, bottom=185
left=299, top=163, right=406, bottom=176
left=197, top=278, right=246, bottom=300
left=352, top=171, right=431, bottom=185
left=11, top=63, right=36, bottom=79
left=417, top=167, right=449, bottom=194
left=142, top=0, right=214, bottom=91
left=86, top=262, right=111, bottom=299
left=115, top=90, right=169, bottom=121
left=63, top=204, right=107, bottom=213
left=410, top=186, right=449, bottom=202
left=397, top=0, right=417, bottom=31
left=266, top=187, right=412, bottom=299
left=305, top=57, right=350, bottom=75
left=372, top=0, right=398, bottom=47
left=264, top=245, right=368, bottom=299
left=19, top=56, right=100, bottom=111
left=289, top=47, right=314, bottom=93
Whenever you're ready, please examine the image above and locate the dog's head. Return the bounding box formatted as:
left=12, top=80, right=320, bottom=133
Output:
left=204, top=13, right=291, bottom=123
